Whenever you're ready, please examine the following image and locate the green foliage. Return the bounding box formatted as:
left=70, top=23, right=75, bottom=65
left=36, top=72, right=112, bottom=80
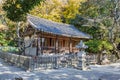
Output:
left=85, top=40, right=101, bottom=53
left=116, top=38, right=120, bottom=43
left=2, top=0, right=42, bottom=22
left=0, top=31, right=17, bottom=46
left=102, top=18, right=113, bottom=27
left=0, top=46, right=19, bottom=52
left=30, top=0, right=63, bottom=22
left=76, top=0, right=114, bottom=25
left=73, top=0, right=119, bottom=43
left=1, top=0, right=43, bottom=47
left=102, top=41, right=113, bottom=51
left=0, top=14, right=17, bottom=46
left=85, top=40, right=113, bottom=53
left=30, top=0, right=85, bottom=23
left=0, top=32, right=8, bottom=46
left=79, top=0, right=99, bottom=18
left=61, top=0, right=84, bottom=23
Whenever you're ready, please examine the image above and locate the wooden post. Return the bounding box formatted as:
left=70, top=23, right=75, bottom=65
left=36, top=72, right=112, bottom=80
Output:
left=38, top=37, right=41, bottom=55
left=29, top=35, right=32, bottom=55
left=36, top=38, right=39, bottom=56
left=40, top=29, right=42, bottom=55
left=41, top=29, right=44, bottom=55
left=55, top=37, right=56, bottom=54
left=41, top=30, right=43, bottom=55
left=69, top=37, right=72, bottom=53
left=70, top=40, right=72, bottom=53
left=55, top=37, right=58, bottom=54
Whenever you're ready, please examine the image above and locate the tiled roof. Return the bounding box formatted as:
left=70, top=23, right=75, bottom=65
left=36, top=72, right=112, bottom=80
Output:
left=27, top=15, right=91, bottom=39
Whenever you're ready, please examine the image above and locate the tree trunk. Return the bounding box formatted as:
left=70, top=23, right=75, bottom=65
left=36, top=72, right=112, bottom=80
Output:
left=97, top=52, right=102, bottom=65
left=113, top=43, right=120, bottom=59
left=16, top=22, right=24, bottom=55
left=113, top=50, right=120, bottom=59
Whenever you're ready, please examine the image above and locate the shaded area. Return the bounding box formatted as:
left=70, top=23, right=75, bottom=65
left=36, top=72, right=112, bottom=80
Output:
left=0, top=73, right=23, bottom=80
left=99, top=73, right=120, bottom=80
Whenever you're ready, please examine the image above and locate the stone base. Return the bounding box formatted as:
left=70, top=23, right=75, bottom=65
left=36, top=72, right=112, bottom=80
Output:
left=116, top=59, right=120, bottom=63
left=101, top=58, right=110, bottom=65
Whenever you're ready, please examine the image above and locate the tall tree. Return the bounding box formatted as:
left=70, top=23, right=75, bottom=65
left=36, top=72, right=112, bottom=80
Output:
left=2, top=0, right=43, bottom=54
left=76, top=0, right=120, bottom=60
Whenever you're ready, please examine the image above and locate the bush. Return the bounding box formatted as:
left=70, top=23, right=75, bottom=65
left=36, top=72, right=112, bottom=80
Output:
left=0, top=46, right=19, bottom=53
left=85, top=39, right=113, bottom=53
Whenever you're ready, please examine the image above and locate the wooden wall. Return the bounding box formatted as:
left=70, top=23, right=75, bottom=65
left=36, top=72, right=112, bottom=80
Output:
left=24, top=26, right=81, bottom=56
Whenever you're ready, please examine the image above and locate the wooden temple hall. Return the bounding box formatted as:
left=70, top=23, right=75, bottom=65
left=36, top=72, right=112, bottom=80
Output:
left=24, top=15, right=90, bottom=56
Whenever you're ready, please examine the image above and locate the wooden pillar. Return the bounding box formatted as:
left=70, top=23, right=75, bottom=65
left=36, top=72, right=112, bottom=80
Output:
left=29, top=35, right=32, bottom=55
left=41, top=30, right=44, bottom=55
left=38, top=37, right=41, bottom=55
left=55, top=37, right=59, bottom=54
left=69, top=37, right=72, bottom=53
left=38, top=29, right=42, bottom=55
left=70, top=40, right=72, bottom=53
left=36, top=38, right=39, bottom=56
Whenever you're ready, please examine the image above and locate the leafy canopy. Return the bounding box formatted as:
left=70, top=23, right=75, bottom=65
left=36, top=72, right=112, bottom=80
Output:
left=2, top=0, right=43, bottom=22
left=30, top=0, right=85, bottom=23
